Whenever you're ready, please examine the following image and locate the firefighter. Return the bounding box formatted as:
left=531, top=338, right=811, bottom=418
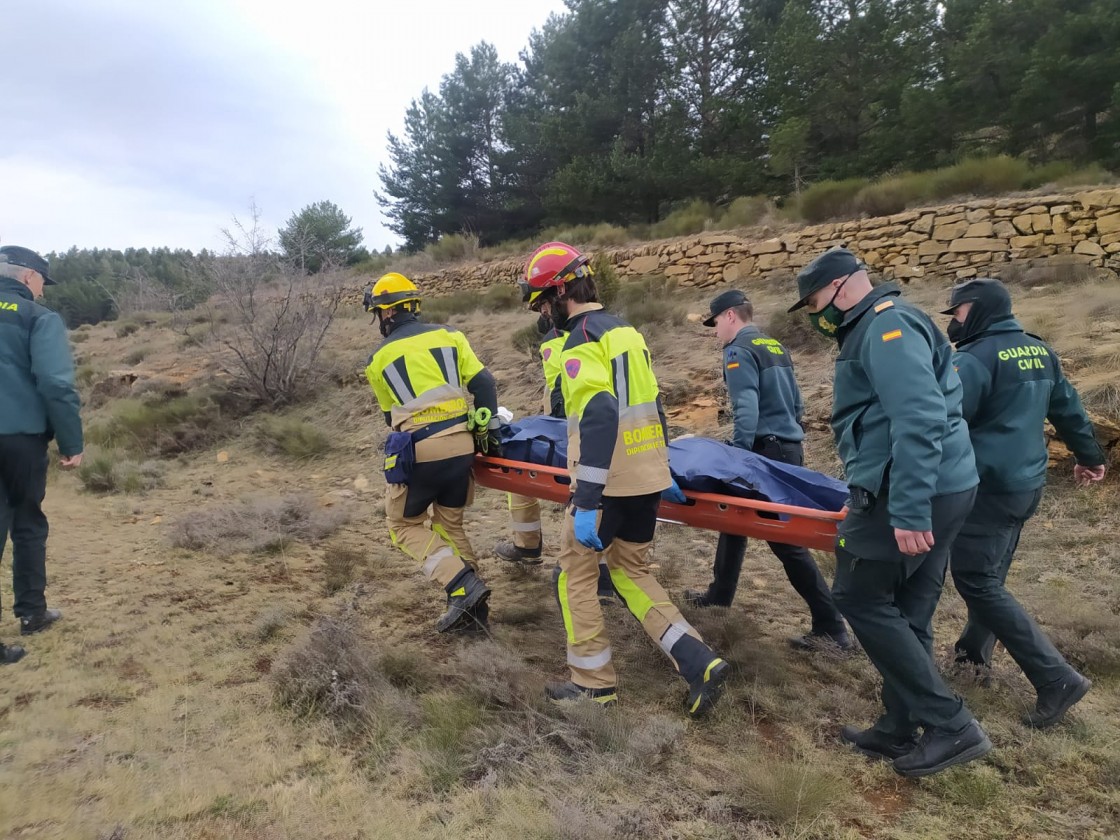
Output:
left=365, top=272, right=499, bottom=633
left=524, top=242, right=730, bottom=717
left=491, top=280, right=568, bottom=565
left=943, top=278, right=1103, bottom=727
left=689, top=289, right=850, bottom=651
left=789, top=247, right=989, bottom=777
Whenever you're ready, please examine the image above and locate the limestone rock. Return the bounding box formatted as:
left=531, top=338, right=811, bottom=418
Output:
left=628, top=254, right=662, bottom=274
left=1095, top=212, right=1120, bottom=236
left=949, top=238, right=1009, bottom=253
left=750, top=238, right=784, bottom=255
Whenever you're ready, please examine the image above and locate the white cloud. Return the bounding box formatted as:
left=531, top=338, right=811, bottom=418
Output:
left=0, top=0, right=568, bottom=254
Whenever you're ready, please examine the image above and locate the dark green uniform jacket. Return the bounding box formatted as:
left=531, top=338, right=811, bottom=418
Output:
left=954, top=317, right=1104, bottom=492
left=0, top=277, right=83, bottom=455
left=723, top=325, right=804, bottom=448
left=833, top=283, right=976, bottom=531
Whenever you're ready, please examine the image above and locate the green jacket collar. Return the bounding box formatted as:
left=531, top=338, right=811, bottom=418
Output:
left=0, top=276, right=34, bottom=301
left=839, top=282, right=902, bottom=331
left=726, top=324, right=761, bottom=348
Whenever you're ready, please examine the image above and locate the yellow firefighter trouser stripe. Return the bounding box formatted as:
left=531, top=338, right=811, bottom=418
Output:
left=608, top=567, right=672, bottom=624
left=556, top=569, right=599, bottom=646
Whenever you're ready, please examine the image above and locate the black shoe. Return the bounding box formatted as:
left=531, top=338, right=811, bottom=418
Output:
left=1, top=643, right=26, bottom=665
left=685, top=658, right=731, bottom=718
left=789, top=629, right=853, bottom=652
left=683, top=589, right=730, bottom=608
left=436, top=569, right=491, bottom=633
left=892, top=720, right=992, bottom=778
left=546, top=680, right=617, bottom=706
left=494, top=539, right=543, bottom=565
left=840, top=725, right=919, bottom=761
left=20, top=608, right=62, bottom=636
left=1024, top=672, right=1091, bottom=729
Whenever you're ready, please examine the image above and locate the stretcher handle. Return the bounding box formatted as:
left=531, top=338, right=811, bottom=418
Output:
left=474, top=455, right=846, bottom=522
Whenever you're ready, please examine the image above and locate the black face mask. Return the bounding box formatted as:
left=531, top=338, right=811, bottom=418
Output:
left=377, top=310, right=392, bottom=337
left=947, top=319, right=964, bottom=344
left=536, top=312, right=552, bottom=334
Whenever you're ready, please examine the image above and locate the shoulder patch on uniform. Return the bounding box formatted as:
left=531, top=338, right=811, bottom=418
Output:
left=881, top=329, right=903, bottom=342
left=565, top=359, right=581, bottom=378
left=874, top=300, right=894, bottom=312
left=542, top=347, right=553, bottom=361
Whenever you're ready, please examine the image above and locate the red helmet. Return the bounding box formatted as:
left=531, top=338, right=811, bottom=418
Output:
left=523, top=242, right=594, bottom=300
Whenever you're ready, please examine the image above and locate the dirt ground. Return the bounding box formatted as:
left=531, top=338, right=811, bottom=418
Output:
left=1, top=272, right=1119, bottom=840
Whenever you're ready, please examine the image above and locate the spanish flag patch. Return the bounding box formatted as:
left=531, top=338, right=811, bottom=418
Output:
left=727, top=362, right=740, bottom=369
left=881, top=329, right=903, bottom=342
left=874, top=300, right=895, bottom=313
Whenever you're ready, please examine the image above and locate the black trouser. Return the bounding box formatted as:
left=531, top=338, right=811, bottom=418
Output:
left=950, top=489, right=1073, bottom=689
left=704, top=438, right=845, bottom=635
left=832, top=487, right=976, bottom=734
left=403, top=454, right=474, bottom=517
left=0, top=434, right=50, bottom=618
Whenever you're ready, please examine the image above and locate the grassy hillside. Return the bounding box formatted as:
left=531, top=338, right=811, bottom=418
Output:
left=2, top=272, right=1118, bottom=840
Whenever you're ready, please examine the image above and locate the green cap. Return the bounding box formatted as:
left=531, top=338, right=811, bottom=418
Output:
left=787, top=247, right=860, bottom=312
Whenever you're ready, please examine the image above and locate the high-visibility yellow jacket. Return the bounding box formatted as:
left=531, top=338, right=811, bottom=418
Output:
left=366, top=315, right=497, bottom=462
left=539, top=327, right=567, bottom=418
left=559, top=305, right=671, bottom=508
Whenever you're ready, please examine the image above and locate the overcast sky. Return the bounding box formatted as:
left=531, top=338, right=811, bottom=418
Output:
left=0, top=0, right=568, bottom=256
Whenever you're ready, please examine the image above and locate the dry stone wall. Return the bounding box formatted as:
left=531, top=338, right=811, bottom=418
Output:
left=359, top=188, right=1120, bottom=299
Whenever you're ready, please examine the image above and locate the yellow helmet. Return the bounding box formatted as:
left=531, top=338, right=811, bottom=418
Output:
left=369, top=272, right=421, bottom=311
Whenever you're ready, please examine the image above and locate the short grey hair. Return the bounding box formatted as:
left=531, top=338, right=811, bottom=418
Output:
left=0, top=264, right=28, bottom=282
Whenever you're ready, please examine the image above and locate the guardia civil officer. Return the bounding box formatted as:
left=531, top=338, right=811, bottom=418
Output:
left=687, top=290, right=850, bottom=651
left=789, top=247, right=989, bottom=777
left=943, top=278, right=1103, bottom=727
left=524, top=241, right=729, bottom=717
left=0, top=246, right=83, bottom=663
left=365, top=272, right=499, bottom=633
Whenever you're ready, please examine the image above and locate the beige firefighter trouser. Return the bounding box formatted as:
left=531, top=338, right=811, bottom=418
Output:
left=507, top=493, right=543, bottom=549
left=386, top=482, right=477, bottom=588
left=556, top=510, right=702, bottom=689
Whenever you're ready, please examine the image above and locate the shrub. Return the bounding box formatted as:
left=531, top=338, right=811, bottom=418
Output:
left=718, top=195, right=772, bottom=229
left=930, top=155, right=1030, bottom=198
left=797, top=178, right=866, bottom=223
left=728, top=753, right=849, bottom=829
left=251, top=606, right=293, bottom=642
left=168, top=494, right=351, bottom=556
left=70, top=330, right=90, bottom=344
left=87, top=393, right=224, bottom=457
left=511, top=323, right=541, bottom=355
left=650, top=199, right=715, bottom=239
left=115, top=320, right=140, bottom=338
left=423, top=291, right=480, bottom=323
left=123, top=347, right=147, bottom=365
left=481, top=284, right=521, bottom=311
left=322, top=545, right=365, bottom=594
left=254, top=416, right=330, bottom=460
left=76, top=452, right=165, bottom=494
left=855, top=171, right=935, bottom=217
left=425, top=233, right=480, bottom=264
left=591, top=254, right=620, bottom=311
left=617, top=275, right=685, bottom=327
left=75, top=364, right=98, bottom=388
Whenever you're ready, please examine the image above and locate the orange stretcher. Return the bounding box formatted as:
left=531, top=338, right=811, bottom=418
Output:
left=473, top=455, right=845, bottom=552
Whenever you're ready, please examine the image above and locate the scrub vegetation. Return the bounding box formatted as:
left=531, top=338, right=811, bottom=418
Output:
left=2, top=250, right=1118, bottom=840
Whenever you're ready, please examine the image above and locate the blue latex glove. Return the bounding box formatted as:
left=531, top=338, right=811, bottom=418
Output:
left=573, top=508, right=604, bottom=551
left=662, top=479, right=687, bottom=504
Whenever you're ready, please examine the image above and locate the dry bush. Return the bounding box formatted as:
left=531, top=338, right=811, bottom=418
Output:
left=168, top=495, right=351, bottom=556
left=272, top=616, right=414, bottom=737
left=251, top=606, right=293, bottom=642
left=86, top=393, right=225, bottom=457
left=618, top=275, right=686, bottom=327
left=322, top=545, right=365, bottom=594
left=591, top=254, right=620, bottom=311
left=70, top=330, right=90, bottom=344
left=482, top=284, right=521, bottom=311
left=797, top=178, right=865, bottom=223
left=765, top=306, right=832, bottom=353
left=719, top=195, right=773, bottom=229
left=451, top=640, right=543, bottom=710
left=76, top=452, right=165, bottom=494
left=254, top=416, right=331, bottom=460
left=425, top=232, right=481, bottom=264
left=727, top=752, right=849, bottom=830
left=115, top=320, right=140, bottom=338
left=203, top=205, right=344, bottom=407
left=423, top=291, right=480, bottom=323
left=511, top=323, right=541, bottom=355
left=123, top=347, right=148, bottom=365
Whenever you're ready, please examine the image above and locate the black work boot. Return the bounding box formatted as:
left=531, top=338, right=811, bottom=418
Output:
left=683, top=588, right=731, bottom=608
left=670, top=633, right=731, bottom=718
left=1024, top=672, right=1091, bottom=729
left=789, top=628, right=853, bottom=653
left=1, top=643, right=27, bottom=665
left=20, top=608, right=62, bottom=636
left=546, top=680, right=617, bottom=706
left=840, top=725, right=919, bottom=761
left=892, top=720, right=992, bottom=778
left=436, top=568, right=491, bottom=634
left=494, top=539, right=543, bottom=565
